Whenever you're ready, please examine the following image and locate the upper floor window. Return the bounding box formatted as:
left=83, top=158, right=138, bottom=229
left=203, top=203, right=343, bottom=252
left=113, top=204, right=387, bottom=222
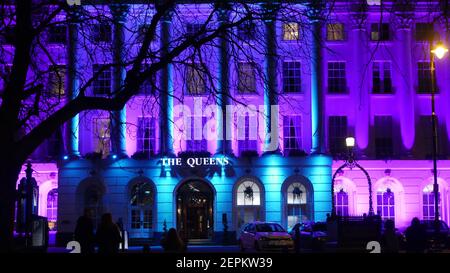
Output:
left=47, top=65, right=66, bottom=96
left=137, top=117, right=156, bottom=157
left=370, top=23, right=389, bottom=41
left=372, top=61, right=392, bottom=94
left=415, top=23, right=434, bottom=41
left=327, top=23, right=344, bottom=41
left=283, top=22, right=299, bottom=41
left=283, top=61, right=301, bottom=93
left=238, top=62, right=257, bottom=94
left=92, top=64, right=112, bottom=95
left=0, top=25, right=15, bottom=45
left=328, top=116, right=348, bottom=156
left=186, top=23, right=204, bottom=37
left=417, top=61, right=436, bottom=94
left=419, top=115, right=442, bottom=158
left=237, top=21, right=256, bottom=41
left=93, top=118, right=111, bottom=158
left=327, top=61, right=347, bottom=94
left=47, top=24, right=67, bottom=44
left=139, top=64, right=156, bottom=95
left=92, top=24, right=112, bottom=43
left=186, top=64, right=207, bottom=95
left=186, top=116, right=208, bottom=151
left=283, top=115, right=302, bottom=155
left=374, top=115, right=393, bottom=159
left=237, top=114, right=258, bottom=155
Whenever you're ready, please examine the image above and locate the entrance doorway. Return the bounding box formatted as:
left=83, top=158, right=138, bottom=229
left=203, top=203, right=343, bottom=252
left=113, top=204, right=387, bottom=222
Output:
left=176, top=180, right=214, bottom=240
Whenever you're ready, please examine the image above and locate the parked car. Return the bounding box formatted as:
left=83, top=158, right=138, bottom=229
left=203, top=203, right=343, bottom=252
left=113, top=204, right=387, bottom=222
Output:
left=289, top=222, right=328, bottom=251
left=239, top=222, right=294, bottom=252
left=420, top=220, right=450, bottom=249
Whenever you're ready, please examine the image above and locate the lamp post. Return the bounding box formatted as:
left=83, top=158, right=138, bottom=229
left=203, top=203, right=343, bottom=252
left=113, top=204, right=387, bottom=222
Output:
left=429, top=38, right=448, bottom=237
left=331, top=137, right=374, bottom=217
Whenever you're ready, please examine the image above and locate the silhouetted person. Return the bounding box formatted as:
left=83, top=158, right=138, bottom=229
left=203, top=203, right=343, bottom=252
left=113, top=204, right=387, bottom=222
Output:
left=74, top=208, right=95, bottom=254
left=293, top=224, right=301, bottom=253
left=96, top=213, right=122, bottom=254
left=116, top=217, right=125, bottom=252
left=161, top=228, right=185, bottom=253
left=381, top=219, right=399, bottom=253
left=405, top=217, right=427, bottom=253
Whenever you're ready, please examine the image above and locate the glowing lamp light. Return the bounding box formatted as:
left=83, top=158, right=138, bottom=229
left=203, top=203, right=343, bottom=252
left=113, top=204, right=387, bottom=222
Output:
left=111, top=154, right=118, bottom=160
left=431, top=42, right=449, bottom=60
left=63, top=155, right=69, bottom=160
left=345, top=137, right=355, bottom=148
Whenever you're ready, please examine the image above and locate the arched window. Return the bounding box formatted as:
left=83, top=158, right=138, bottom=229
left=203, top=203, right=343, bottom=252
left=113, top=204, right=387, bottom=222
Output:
left=47, top=189, right=58, bottom=230
left=335, top=189, right=349, bottom=217
left=129, top=182, right=154, bottom=233
left=286, top=182, right=308, bottom=230
left=377, top=188, right=395, bottom=221
left=235, top=180, right=263, bottom=231
left=422, top=184, right=441, bottom=221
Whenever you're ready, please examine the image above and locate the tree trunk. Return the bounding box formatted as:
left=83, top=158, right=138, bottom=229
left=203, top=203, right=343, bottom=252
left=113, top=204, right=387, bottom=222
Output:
left=0, top=158, right=22, bottom=252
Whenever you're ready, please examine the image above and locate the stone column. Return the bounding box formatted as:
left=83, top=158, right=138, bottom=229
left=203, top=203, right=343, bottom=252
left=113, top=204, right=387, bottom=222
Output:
left=262, top=2, right=280, bottom=153
left=395, top=15, right=415, bottom=153
left=159, top=9, right=174, bottom=155
left=351, top=12, right=370, bottom=152
left=308, top=2, right=326, bottom=154
left=66, top=7, right=81, bottom=159
left=110, top=4, right=129, bottom=158
left=216, top=4, right=232, bottom=155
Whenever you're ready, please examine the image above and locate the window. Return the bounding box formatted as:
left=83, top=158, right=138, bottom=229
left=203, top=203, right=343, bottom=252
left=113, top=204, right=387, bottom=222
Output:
left=327, top=62, right=347, bottom=94
left=283, top=115, right=302, bottom=154
left=283, top=22, right=299, bottom=41
left=286, top=182, right=309, bottom=230
left=283, top=61, right=301, bottom=93
left=186, top=23, right=203, bottom=37
left=46, top=127, right=64, bottom=159
left=377, top=188, right=395, bottom=221
left=92, top=64, right=112, bottom=95
left=0, top=25, right=15, bottom=44
left=47, top=189, right=58, bottom=230
left=92, top=24, right=112, bottom=43
left=139, top=64, right=155, bottom=95
left=422, top=184, right=441, bottom=221
left=335, top=189, right=349, bottom=217
left=84, top=184, right=104, bottom=227
left=137, top=117, right=156, bottom=157
left=419, top=115, right=441, bottom=157
left=415, top=23, right=434, bottom=41
left=374, top=116, right=393, bottom=159
left=237, top=21, right=256, bottom=41
left=417, top=61, right=435, bottom=94
left=328, top=116, right=348, bottom=156
left=187, top=116, right=208, bottom=151
left=327, top=23, right=344, bottom=41
left=238, top=62, right=256, bottom=94
left=48, top=25, right=67, bottom=44
left=237, top=114, right=258, bottom=155
left=93, top=118, right=111, bottom=158
left=236, top=180, right=263, bottom=230
left=130, top=182, right=154, bottom=230
left=372, top=61, right=392, bottom=94
left=370, top=23, right=389, bottom=41
left=47, top=65, right=66, bottom=96
left=186, top=64, right=207, bottom=95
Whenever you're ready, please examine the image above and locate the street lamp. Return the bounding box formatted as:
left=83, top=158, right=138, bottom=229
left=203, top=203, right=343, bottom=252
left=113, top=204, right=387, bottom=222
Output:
left=429, top=38, right=448, bottom=238
left=331, top=136, right=374, bottom=217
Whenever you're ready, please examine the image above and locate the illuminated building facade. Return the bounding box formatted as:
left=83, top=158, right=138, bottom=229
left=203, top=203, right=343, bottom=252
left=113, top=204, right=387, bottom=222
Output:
left=2, top=1, right=450, bottom=245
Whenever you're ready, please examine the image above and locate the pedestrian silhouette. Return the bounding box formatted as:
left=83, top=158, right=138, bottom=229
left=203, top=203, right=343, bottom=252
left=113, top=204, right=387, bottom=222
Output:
left=380, top=219, right=399, bottom=253
left=96, top=213, right=122, bottom=254
left=74, top=208, right=95, bottom=254
left=161, top=228, right=185, bottom=252
left=405, top=217, right=427, bottom=253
